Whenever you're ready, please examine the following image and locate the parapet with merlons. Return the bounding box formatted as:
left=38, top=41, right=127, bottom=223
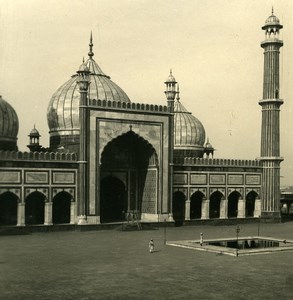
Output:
left=174, top=157, right=261, bottom=168
left=88, top=99, right=169, bottom=114
left=0, top=150, right=77, bottom=162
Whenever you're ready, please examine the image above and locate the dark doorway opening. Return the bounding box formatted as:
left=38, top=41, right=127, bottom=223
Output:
left=0, top=192, right=18, bottom=225
left=190, top=191, right=204, bottom=219
left=173, top=191, right=185, bottom=226
left=209, top=191, right=222, bottom=219
left=53, top=192, right=71, bottom=224
left=228, top=191, right=240, bottom=218
left=246, top=191, right=257, bottom=217
left=25, top=192, right=45, bottom=225
left=100, top=176, right=127, bottom=223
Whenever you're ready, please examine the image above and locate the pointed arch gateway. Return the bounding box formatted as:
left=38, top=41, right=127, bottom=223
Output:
left=100, top=130, right=158, bottom=223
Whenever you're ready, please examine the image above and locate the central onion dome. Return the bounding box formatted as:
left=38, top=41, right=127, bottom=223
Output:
left=173, top=86, right=206, bottom=158
left=47, top=33, right=131, bottom=152
left=0, top=95, right=19, bottom=151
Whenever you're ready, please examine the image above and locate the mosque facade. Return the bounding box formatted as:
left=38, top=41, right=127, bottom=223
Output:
left=0, top=11, right=287, bottom=227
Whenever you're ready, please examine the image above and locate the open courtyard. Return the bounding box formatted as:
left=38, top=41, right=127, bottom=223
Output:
left=0, top=222, right=292, bottom=300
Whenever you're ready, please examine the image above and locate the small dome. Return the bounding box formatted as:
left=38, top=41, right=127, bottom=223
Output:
left=174, top=97, right=206, bottom=151
left=204, top=138, right=214, bottom=150
left=29, top=125, right=40, bottom=137
left=262, top=9, right=282, bottom=30
left=78, top=61, right=90, bottom=73
left=265, top=14, right=280, bottom=24
left=165, top=70, right=176, bottom=83
left=0, top=95, right=19, bottom=150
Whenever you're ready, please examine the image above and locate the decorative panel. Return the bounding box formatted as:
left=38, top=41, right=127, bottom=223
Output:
left=246, top=175, right=261, bottom=185
left=141, top=169, right=157, bottom=214
left=190, top=174, right=207, bottom=185
left=52, top=188, right=75, bottom=199
left=173, top=173, right=188, bottom=185
left=210, top=174, right=225, bottom=185
left=228, top=188, right=244, bottom=198
left=52, top=172, right=75, bottom=184
left=228, top=174, right=243, bottom=185
left=190, top=187, right=207, bottom=198
left=0, top=171, right=21, bottom=183
left=173, top=187, right=188, bottom=198
left=25, top=171, right=49, bottom=184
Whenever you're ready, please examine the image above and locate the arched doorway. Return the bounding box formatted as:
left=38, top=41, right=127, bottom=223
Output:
left=246, top=191, right=257, bottom=217
left=209, top=191, right=222, bottom=219
left=52, top=192, right=71, bottom=224
left=228, top=191, right=241, bottom=218
left=172, top=191, right=185, bottom=226
left=100, top=176, right=127, bottom=223
left=25, top=192, right=45, bottom=225
left=0, top=192, right=18, bottom=225
left=100, top=130, right=158, bottom=223
left=190, top=191, right=204, bottom=219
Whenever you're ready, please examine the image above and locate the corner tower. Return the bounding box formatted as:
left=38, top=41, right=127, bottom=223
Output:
left=259, top=9, right=283, bottom=220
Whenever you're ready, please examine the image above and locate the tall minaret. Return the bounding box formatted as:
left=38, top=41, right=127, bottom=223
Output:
left=259, top=9, right=283, bottom=220
left=165, top=70, right=177, bottom=220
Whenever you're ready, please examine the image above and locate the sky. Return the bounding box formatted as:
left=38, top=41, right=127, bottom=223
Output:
left=1, top=0, right=293, bottom=185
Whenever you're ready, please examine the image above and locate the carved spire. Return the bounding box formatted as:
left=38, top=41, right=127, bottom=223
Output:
left=88, top=31, right=94, bottom=59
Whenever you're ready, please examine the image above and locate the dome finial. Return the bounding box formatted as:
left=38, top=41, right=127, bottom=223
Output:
left=176, top=84, right=180, bottom=101
left=272, top=6, right=274, bottom=15
left=88, top=31, right=94, bottom=59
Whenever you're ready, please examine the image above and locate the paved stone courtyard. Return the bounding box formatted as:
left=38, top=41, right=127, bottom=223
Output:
left=0, top=222, right=292, bottom=299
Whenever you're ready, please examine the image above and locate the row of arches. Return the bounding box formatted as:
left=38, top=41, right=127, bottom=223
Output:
left=0, top=191, right=72, bottom=226
left=173, top=190, right=259, bottom=224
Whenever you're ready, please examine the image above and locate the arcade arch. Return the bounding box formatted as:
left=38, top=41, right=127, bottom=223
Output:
left=172, top=191, right=185, bottom=226
left=0, top=191, right=18, bottom=225
left=228, top=191, right=241, bottom=218
left=190, top=191, right=204, bottom=219
left=52, top=191, right=72, bottom=224
left=246, top=191, right=257, bottom=217
left=209, top=191, right=223, bottom=219
left=25, top=191, right=46, bottom=225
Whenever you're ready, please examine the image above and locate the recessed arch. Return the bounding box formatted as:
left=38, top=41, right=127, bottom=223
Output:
left=246, top=191, right=258, bottom=217
left=0, top=192, right=18, bottom=225
left=173, top=191, right=185, bottom=226
left=25, top=191, right=45, bottom=225
left=228, top=191, right=241, bottom=218
left=100, top=130, right=158, bottom=223
left=190, top=191, right=204, bottom=219
left=52, top=191, right=72, bottom=224
left=209, top=191, right=223, bottom=219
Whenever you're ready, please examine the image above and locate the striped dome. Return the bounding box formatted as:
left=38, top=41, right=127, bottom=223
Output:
left=174, top=99, right=205, bottom=151
left=47, top=35, right=131, bottom=152
left=47, top=57, right=130, bottom=136
left=0, top=95, right=19, bottom=150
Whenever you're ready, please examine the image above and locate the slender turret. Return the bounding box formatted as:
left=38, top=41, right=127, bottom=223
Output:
left=259, top=9, right=283, bottom=220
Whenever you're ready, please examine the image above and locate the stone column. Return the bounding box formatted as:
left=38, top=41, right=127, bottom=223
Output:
left=220, top=199, right=228, bottom=219
left=70, top=201, right=76, bottom=224
left=44, top=202, right=53, bottom=225
left=201, top=200, right=210, bottom=220
left=17, top=202, right=25, bottom=226
left=237, top=199, right=246, bottom=218
left=254, top=199, right=262, bottom=217
left=185, top=200, right=190, bottom=221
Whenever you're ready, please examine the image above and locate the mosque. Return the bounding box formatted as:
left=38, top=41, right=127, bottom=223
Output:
left=0, top=11, right=288, bottom=227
